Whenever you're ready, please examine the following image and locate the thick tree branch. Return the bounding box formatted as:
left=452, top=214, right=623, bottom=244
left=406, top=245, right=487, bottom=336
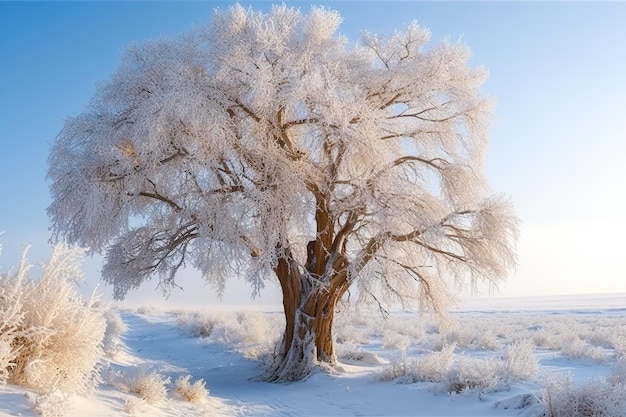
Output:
left=137, top=191, right=182, bottom=212
left=392, top=155, right=448, bottom=170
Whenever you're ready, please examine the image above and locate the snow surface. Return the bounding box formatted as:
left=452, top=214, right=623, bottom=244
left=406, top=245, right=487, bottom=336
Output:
left=1, top=293, right=624, bottom=417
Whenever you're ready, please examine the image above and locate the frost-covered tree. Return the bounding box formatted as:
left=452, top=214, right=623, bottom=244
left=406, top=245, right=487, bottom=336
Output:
left=48, top=5, right=517, bottom=381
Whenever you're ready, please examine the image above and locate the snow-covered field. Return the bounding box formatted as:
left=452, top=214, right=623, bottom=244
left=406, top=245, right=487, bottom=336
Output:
left=1, top=293, right=625, bottom=417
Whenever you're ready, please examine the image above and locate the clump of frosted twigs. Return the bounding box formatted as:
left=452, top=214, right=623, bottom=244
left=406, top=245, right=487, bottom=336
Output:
left=109, top=367, right=170, bottom=405
left=174, top=375, right=210, bottom=403
left=539, top=372, right=626, bottom=417
left=0, top=245, right=106, bottom=395
left=174, top=310, right=282, bottom=359
left=377, top=340, right=538, bottom=394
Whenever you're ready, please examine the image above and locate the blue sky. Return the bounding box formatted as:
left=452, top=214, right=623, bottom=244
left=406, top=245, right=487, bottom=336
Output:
left=1, top=2, right=625, bottom=306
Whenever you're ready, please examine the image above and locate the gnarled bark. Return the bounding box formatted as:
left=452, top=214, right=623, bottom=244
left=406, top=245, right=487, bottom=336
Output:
left=268, top=247, right=349, bottom=382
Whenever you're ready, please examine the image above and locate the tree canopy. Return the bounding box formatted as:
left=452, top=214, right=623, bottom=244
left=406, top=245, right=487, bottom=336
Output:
left=48, top=5, right=517, bottom=381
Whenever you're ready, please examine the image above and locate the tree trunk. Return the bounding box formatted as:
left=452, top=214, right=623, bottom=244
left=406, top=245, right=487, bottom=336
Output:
left=268, top=289, right=341, bottom=382
left=268, top=251, right=348, bottom=382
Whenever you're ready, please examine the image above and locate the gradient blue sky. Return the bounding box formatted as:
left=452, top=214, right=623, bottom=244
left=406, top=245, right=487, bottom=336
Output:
left=1, top=2, right=625, bottom=307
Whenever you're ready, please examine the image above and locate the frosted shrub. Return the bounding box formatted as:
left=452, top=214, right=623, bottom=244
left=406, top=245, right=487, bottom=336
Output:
left=504, top=340, right=538, bottom=379
left=610, top=334, right=626, bottom=359
left=336, top=341, right=362, bottom=362
left=31, top=390, right=73, bottom=417
left=539, top=374, right=626, bottom=417
left=378, top=353, right=414, bottom=382
left=378, top=337, right=537, bottom=391
left=478, top=330, right=501, bottom=351
left=102, top=309, right=128, bottom=358
left=585, top=346, right=608, bottom=362
left=442, top=338, right=538, bottom=395
left=441, top=326, right=476, bottom=349
left=123, top=397, right=146, bottom=415
left=112, top=367, right=170, bottom=405
left=378, top=343, right=455, bottom=383
left=582, top=329, right=613, bottom=349
left=0, top=245, right=107, bottom=394
left=444, top=356, right=506, bottom=394
left=176, top=311, right=220, bottom=338
left=174, top=375, right=210, bottom=403
left=236, top=313, right=276, bottom=347
left=0, top=313, right=20, bottom=384
left=413, top=343, right=456, bottom=383
left=561, top=337, right=587, bottom=359
left=561, top=337, right=608, bottom=362
left=177, top=311, right=281, bottom=359
left=136, top=305, right=162, bottom=316
left=0, top=339, right=15, bottom=383
left=533, top=329, right=561, bottom=350
left=336, top=342, right=386, bottom=365
left=382, top=332, right=411, bottom=351
left=208, top=312, right=255, bottom=346
left=0, top=248, right=27, bottom=384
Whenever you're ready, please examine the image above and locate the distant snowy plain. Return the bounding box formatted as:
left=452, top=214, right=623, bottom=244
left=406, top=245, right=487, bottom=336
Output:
left=1, top=293, right=625, bottom=417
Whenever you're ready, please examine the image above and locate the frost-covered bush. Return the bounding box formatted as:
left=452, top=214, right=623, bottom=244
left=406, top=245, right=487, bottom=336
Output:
left=123, top=397, right=146, bottom=415
left=444, top=356, right=507, bottom=394
left=0, top=241, right=26, bottom=384
left=610, top=333, right=626, bottom=360
left=0, top=338, right=15, bottom=383
left=379, top=340, right=536, bottom=393
left=111, top=367, right=170, bottom=405
left=378, top=343, right=455, bottom=383
left=441, top=339, right=537, bottom=394
left=539, top=373, right=626, bottom=417
left=336, top=342, right=386, bottom=365
left=176, top=311, right=219, bottom=338
left=173, top=375, right=210, bottom=403
left=439, top=325, right=477, bottom=350
left=29, top=390, right=73, bottom=417
left=0, top=259, right=24, bottom=384
left=414, top=343, right=456, bottom=382
left=504, top=340, right=538, bottom=379
left=102, top=309, right=128, bottom=358
left=0, top=245, right=107, bottom=394
left=533, top=329, right=562, bottom=350
left=382, top=332, right=411, bottom=351
left=477, top=330, right=501, bottom=351
left=176, top=311, right=282, bottom=359
left=210, top=312, right=274, bottom=347
left=377, top=353, right=414, bottom=383
left=561, top=337, right=608, bottom=363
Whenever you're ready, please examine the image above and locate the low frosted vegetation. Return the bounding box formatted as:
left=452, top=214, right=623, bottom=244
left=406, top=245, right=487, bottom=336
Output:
left=173, top=375, right=210, bottom=403
left=173, top=310, right=282, bottom=359
left=166, top=305, right=626, bottom=416
left=107, top=364, right=210, bottom=407
left=2, top=242, right=625, bottom=416
left=377, top=340, right=538, bottom=394
left=0, top=243, right=213, bottom=416
left=109, top=366, right=171, bottom=406
left=540, top=372, right=626, bottom=417
left=0, top=245, right=106, bottom=394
